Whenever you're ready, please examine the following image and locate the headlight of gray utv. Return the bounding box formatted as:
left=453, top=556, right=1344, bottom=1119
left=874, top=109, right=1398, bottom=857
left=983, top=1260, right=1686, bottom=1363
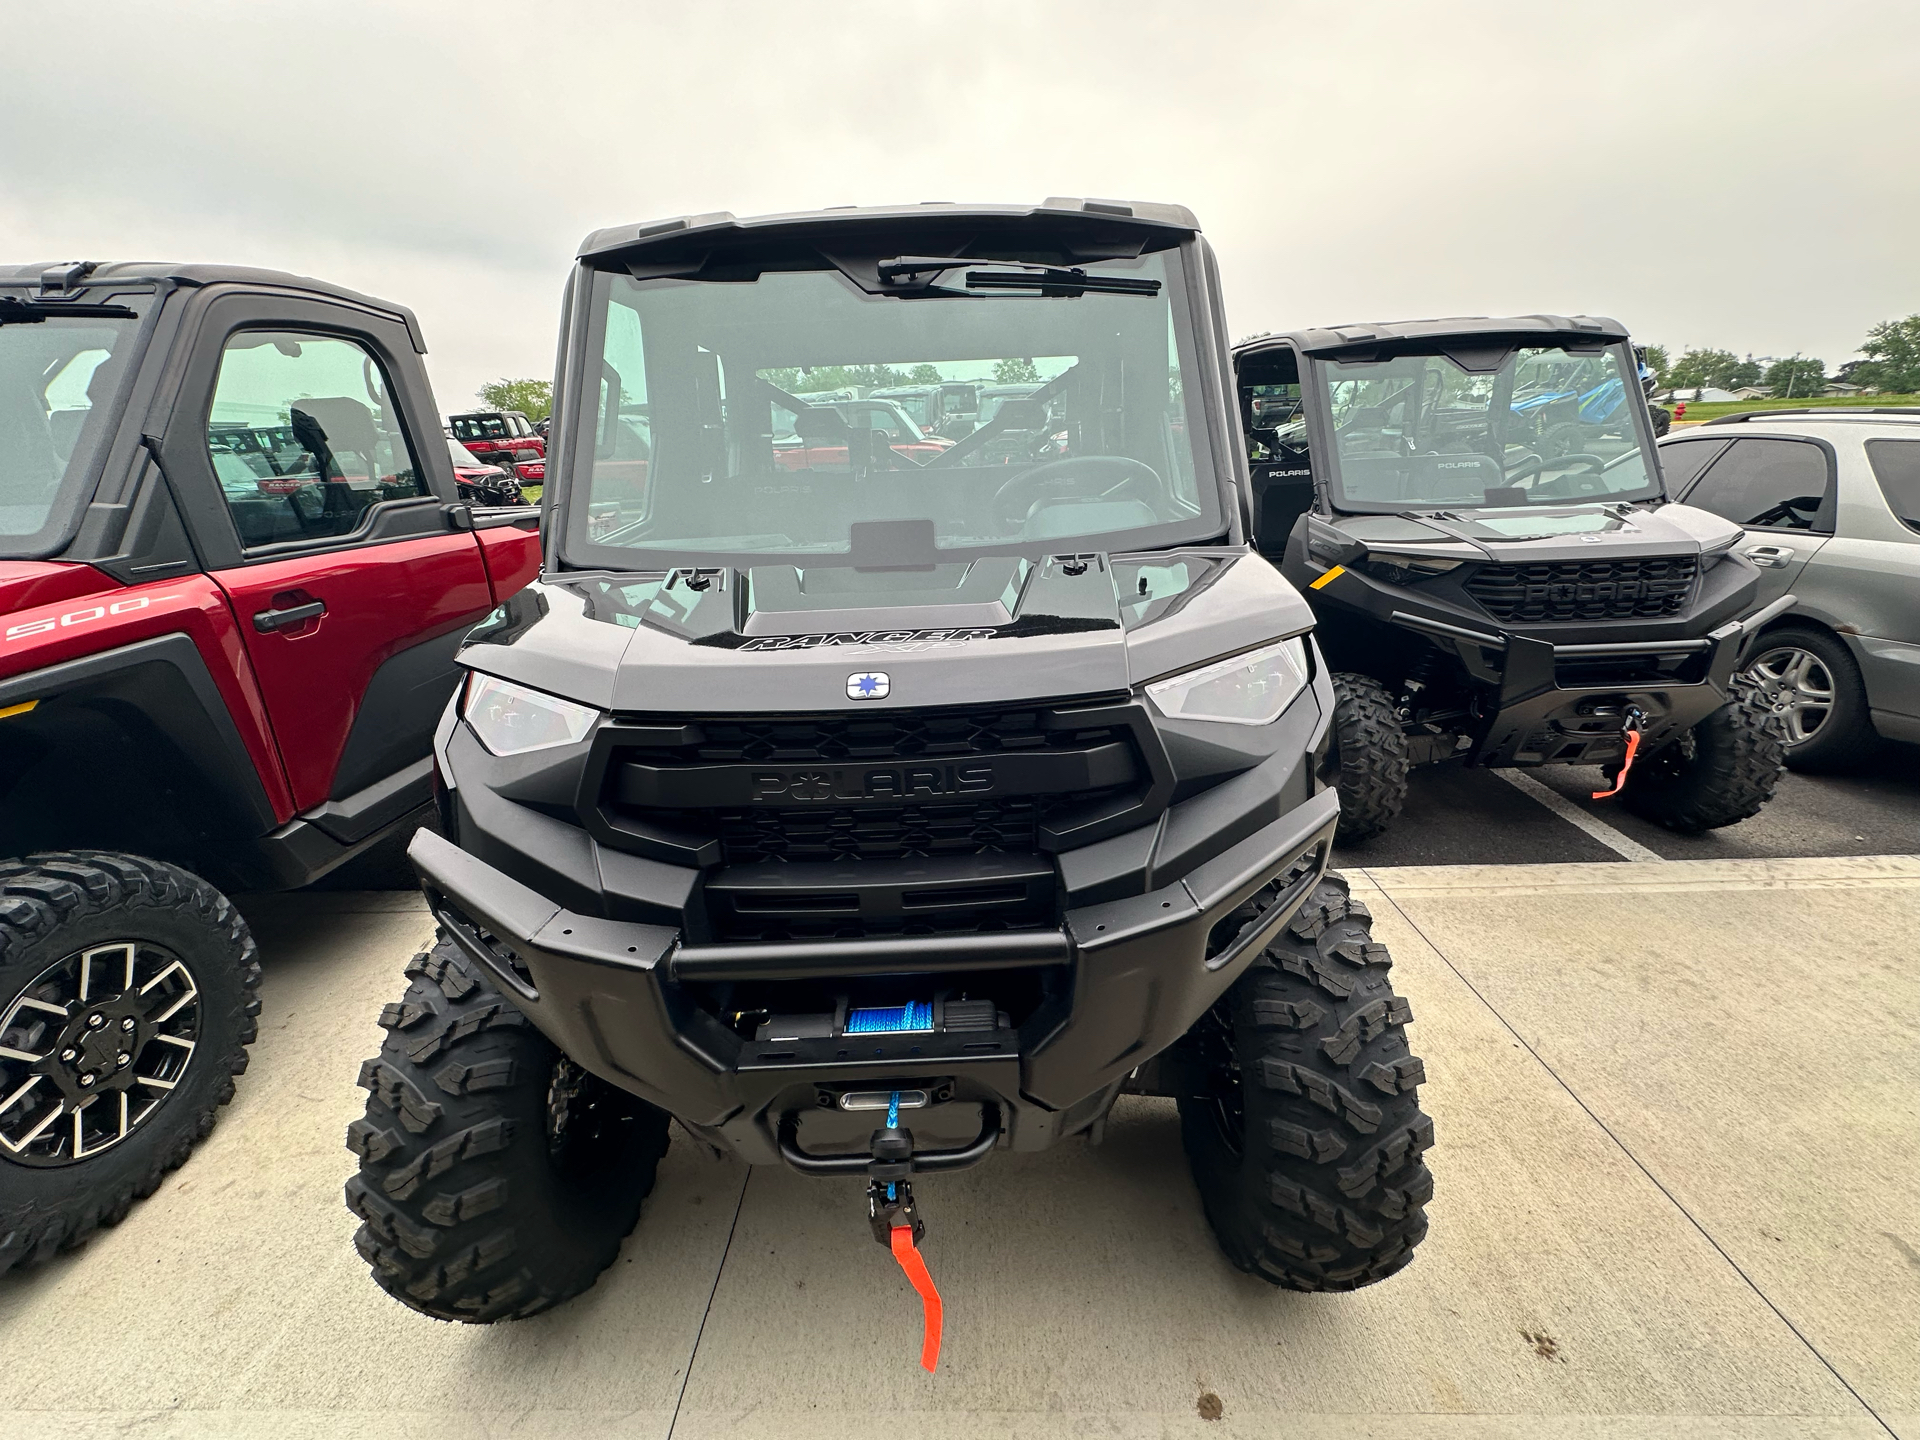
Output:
left=1146, top=636, right=1310, bottom=726
left=463, top=673, right=600, bottom=755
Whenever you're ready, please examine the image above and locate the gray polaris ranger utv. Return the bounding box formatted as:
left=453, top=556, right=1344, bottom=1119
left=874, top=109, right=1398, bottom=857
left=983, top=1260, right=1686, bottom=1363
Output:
left=345, top=201, right=1434, bottom=1333
left=1235, top=317, right=1790, bottom=842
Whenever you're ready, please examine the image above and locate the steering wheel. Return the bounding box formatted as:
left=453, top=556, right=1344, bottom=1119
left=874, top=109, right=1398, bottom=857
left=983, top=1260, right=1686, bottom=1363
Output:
left=1504, top=453, right=1545, bottom=482
left=992, top=455, right=1168, bottom=530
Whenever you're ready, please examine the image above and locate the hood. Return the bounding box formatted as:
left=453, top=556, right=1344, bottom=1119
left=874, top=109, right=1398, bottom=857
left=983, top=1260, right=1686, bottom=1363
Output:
left=1329, top=503, right=1740, bottom=565
left=459, top=550, right=1311, bottom=713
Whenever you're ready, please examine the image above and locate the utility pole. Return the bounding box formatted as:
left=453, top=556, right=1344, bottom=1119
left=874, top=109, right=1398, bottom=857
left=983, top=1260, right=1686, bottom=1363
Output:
left=1785, top=351, right=1801, bottom=400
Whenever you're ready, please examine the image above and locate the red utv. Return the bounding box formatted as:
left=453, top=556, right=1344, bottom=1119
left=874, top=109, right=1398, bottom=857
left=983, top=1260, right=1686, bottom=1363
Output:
left=0, top=259, right=541, bottom=1272
left=447, top=410, right=545, bottom=470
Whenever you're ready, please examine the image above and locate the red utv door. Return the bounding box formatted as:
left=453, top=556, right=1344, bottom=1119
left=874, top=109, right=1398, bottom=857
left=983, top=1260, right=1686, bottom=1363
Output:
left=215, top=533, right=490, bottom=811
left=160, top=297, right=496, bottom=820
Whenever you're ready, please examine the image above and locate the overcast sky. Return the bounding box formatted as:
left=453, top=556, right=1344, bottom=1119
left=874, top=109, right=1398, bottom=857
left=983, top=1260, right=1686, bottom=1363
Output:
left=3, top=1, right=1912, bottom=407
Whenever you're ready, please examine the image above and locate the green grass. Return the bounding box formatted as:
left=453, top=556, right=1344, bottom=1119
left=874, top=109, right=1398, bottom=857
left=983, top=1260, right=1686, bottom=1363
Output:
left=1672, top=393, right=1920, bottom=423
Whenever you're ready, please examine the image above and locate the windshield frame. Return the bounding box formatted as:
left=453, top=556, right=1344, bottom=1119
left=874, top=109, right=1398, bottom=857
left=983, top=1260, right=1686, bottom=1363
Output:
left=1305, top=339, right=1667, bottom=516
left=0, top=287, right=163, bottom=560
left=552, top=238, right=1234, bottom=573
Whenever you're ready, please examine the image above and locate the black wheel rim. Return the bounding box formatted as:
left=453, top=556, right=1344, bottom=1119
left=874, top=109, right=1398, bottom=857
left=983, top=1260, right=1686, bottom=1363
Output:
left=0, top=941, right=202, bottom=1168
left=1193, top=1006, right=1245, bottom=1158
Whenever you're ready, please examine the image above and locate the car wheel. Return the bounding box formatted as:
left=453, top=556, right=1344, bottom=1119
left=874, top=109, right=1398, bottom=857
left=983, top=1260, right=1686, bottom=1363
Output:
left=1744, top=626, right=1881, bottom=772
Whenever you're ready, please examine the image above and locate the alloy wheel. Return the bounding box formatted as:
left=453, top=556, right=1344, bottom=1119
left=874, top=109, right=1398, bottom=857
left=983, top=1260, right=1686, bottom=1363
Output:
left=0, top=941, right=201, bottom=1167
left=1747, top=645, right=1835, bottom=746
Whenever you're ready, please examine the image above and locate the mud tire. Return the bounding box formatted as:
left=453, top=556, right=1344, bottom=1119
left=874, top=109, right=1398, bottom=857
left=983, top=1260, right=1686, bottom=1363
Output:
left=1618, top=680, right=1786, bottom=832
left=1178, top=873, right=1433, bottom=1290
left=0, top=852, right=258, bottom=1275
left=1329, top=673, right=1410, bottom=844
left=345, top=935, right=670, bottom=1322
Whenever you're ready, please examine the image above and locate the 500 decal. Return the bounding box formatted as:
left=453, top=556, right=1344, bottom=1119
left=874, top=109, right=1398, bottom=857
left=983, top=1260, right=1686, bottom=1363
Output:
left=4, top=594, right=184, bottom=646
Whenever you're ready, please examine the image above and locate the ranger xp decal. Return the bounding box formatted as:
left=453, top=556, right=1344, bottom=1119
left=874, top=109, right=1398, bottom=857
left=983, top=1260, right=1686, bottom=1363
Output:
left=739, top=628, right=998, bottom=653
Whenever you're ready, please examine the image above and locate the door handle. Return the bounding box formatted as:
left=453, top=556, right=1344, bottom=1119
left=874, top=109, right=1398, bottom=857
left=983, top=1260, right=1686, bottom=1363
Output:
left=1743, top=545, right=1793, bottom=568
left=253, top=600, right=326, bottom=633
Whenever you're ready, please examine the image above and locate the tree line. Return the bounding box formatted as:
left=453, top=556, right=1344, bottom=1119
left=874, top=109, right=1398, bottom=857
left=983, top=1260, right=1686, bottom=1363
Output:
left=1644, top=314, right=1920, bottom=397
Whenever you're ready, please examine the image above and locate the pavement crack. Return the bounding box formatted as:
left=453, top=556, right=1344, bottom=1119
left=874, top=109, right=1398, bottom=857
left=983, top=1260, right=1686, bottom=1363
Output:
left=666, top=1163, right=751, bottom=1439
left=1360, top=871, right=1898, bottom=1440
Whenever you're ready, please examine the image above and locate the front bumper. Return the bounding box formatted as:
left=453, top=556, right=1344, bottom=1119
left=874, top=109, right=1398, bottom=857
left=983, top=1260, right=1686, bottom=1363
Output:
left=408, top=782, right=1339, bottom=1170
left=1394, top=594, right=1797, bottom=766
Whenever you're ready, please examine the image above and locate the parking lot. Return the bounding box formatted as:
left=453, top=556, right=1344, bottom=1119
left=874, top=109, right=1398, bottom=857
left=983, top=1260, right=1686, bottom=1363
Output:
left=2, top=755, right=1914, bottom=1439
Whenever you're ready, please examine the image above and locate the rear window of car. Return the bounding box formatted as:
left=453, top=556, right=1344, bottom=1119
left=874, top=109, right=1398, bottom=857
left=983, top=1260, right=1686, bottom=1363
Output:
left=1865, top=440, right=1920, bottom=533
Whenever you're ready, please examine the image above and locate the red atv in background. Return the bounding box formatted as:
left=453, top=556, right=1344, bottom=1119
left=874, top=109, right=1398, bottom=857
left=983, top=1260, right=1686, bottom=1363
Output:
left=0, top=259, right=541, bottom=1271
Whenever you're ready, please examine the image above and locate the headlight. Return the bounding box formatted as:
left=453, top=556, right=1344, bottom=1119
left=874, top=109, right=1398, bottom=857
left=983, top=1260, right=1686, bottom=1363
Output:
left=1359, top=551, right=1464, bottom=583
left=1146, top=636, right=1310, bottom=726
left=463, top=673, right=599, bottom=755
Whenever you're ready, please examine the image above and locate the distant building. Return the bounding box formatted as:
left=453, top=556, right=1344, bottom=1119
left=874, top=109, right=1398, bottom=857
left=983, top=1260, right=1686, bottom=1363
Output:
left=1658, top=387, right=1743, bottom=404
left=1730, top=386, right=1770, bottom=400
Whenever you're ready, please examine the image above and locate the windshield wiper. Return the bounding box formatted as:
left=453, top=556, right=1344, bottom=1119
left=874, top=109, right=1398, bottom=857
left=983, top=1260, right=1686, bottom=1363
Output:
left=0, top=296, right=138, bottom=325
left=962, top=265, right=1159, bottom=297
left=874, top=257, right=1159, bottom=298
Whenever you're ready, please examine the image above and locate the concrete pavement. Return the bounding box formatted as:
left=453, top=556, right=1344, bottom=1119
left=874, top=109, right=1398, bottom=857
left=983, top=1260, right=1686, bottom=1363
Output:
left=2, top=856, right=1914, bottom=1438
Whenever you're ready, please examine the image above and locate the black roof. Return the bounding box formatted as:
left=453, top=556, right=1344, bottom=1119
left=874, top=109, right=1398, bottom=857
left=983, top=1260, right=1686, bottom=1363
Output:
left=0, top=260, right=424, bottom=348
left=576, top=198, right=1201, bottom=267
left=1237, top=314, right=1630, bottom=360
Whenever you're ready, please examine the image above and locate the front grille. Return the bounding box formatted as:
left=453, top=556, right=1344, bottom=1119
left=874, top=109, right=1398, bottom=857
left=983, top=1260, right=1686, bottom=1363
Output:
left=1465, top=556, right=1698, bottom=623
left=715, top=798, right=1042, bottom=864
left=618, top=708, right=1123, bottom=767
left=597, top=701, right=1149, bottom=942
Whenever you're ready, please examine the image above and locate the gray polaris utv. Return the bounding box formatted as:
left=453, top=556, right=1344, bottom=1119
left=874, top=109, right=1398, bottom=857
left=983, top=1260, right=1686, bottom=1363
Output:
left=1235, top=317, right=1790, bottom=842
left=345, top=200, right=1434, bottom=1328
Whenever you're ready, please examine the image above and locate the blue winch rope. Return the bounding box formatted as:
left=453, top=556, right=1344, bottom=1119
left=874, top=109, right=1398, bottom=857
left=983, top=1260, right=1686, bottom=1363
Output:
left=846, top=999, right=934, bottom=1035
left=886, top=1089, right=901, bottom=1201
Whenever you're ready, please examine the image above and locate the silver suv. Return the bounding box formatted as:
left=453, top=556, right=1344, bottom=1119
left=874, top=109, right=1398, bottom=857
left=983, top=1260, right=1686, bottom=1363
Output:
left=1658, top=410, right=1920, bottom=767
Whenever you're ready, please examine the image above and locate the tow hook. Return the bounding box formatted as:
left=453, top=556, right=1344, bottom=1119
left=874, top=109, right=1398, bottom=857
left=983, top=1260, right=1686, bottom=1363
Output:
left=864, top=1091, right=942, bottom=1372
left=1591, top=704, right=1647, bottom=799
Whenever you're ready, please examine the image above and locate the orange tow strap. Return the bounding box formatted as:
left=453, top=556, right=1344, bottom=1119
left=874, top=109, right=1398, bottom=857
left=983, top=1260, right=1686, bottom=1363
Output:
left=889, top=1224, right=943, bottom=1372
left=1591, top=725, right=1642, bottom=799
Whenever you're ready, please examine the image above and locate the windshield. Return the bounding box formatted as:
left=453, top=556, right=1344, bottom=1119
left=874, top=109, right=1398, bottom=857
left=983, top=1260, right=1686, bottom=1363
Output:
left=448, top=437, right=487, bottom=467
left=1315, top=342, right=1660, bottom=512
left=451, top=416, right=509, bottom=441
left=566, top=247, right=1218, bottom=567
left=2, top=308, right=142, bottom=555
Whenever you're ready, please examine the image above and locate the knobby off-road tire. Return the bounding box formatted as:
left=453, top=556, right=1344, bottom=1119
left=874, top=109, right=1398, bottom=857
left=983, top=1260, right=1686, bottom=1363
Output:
left=1329, top=673, right=1410, bottom=844
left=0, top=852, right=259, bottom=1275
left=346, top=936, right=670, bottom=1322
left=1178, top=874, right=1433, bottom=1290
left=1619, top=680, right=1786, bottom=833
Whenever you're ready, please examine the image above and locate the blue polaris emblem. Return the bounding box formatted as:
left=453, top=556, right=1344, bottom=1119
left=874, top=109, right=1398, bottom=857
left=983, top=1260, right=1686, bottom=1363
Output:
left=847, top=671, right=890, bottom=700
